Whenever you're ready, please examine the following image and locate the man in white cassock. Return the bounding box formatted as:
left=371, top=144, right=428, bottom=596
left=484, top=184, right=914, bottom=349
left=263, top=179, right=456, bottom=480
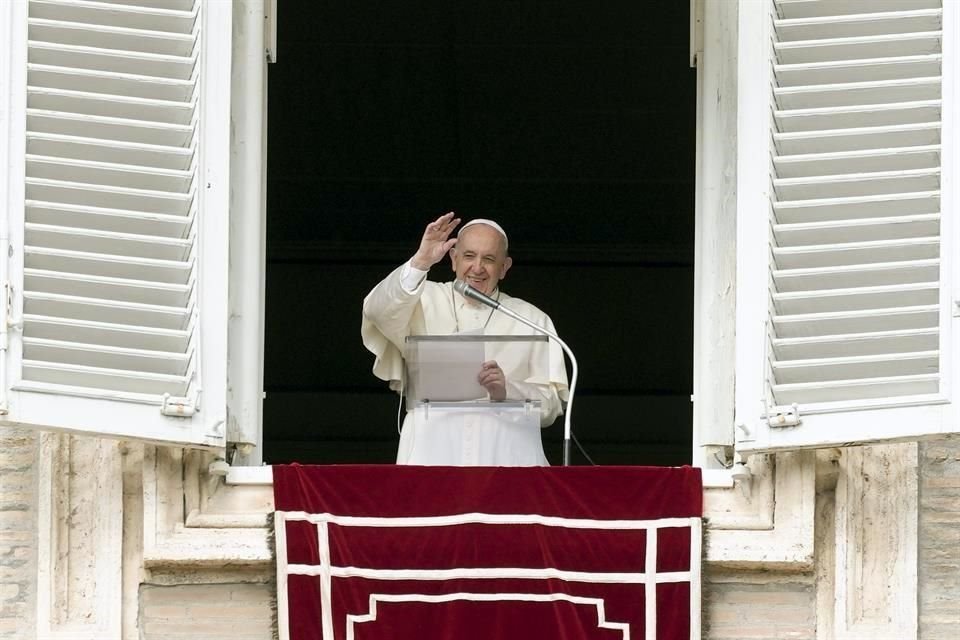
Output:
left=362, top=212, right=569, bottom=465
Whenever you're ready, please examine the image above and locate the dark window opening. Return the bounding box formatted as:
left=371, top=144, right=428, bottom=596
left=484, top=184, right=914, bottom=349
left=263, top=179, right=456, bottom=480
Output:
left=264, top=1, right=696, bottom=466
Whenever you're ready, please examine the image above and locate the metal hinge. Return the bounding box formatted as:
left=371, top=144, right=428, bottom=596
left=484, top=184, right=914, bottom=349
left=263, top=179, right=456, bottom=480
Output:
left=3, top=282, right=22, bottom=334
left=766, top=403, right=800, bottom=428
left=161, top=392, right=199, bottom=417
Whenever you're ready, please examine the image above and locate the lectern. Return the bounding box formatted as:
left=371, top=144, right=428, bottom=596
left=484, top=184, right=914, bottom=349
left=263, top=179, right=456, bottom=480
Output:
left=403, top=334, right=551, bottom=465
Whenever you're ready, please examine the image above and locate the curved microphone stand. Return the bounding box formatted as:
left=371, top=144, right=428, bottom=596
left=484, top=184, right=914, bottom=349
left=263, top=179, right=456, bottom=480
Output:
left=454, top=280, right=579, bottom=465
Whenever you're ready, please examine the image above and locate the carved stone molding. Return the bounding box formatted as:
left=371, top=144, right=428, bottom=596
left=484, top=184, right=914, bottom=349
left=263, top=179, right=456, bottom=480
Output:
left=142, top=447, right=273, bottom=567
left=35, top=433, right=123, bottom=640
left=705, top=451, right=816, bottom=569
left=817, top=443, right=918, bottom=640
left=703, top=454, right=776, bottom=530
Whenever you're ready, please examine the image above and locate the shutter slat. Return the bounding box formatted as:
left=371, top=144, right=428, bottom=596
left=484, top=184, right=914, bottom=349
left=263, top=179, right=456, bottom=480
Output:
left=773, top=305, right=938, bottom=337
left=24, top=269, right=191, bottom=307
left=25, top=223, right=192, bottom=261
left=773, top=213, right=939, bottom=244
left=23, top=291, right=191, bottom=330
left=773, top=328, right=939, bottom=359
left=95, top=0, right=195, bottom=11
left=772, top=259, right=939, bottom=292
left=23, top=337, right=191, bottom=376
left=27, top=132, right=193, bottom=170
left=772, top=236, right=938, bottom=269
left=774, top=54, right=941, bottom=86
left=773, top=168, right=940, bottom=199
left=774, top=122, right=940, bottom=155
left=27, top=110, right=193, bottom=146
left=774, top=190, right=939, bottom=223
left=771, top=374, right=939, bottom=404
left=775, top=100, right=940, bottom=132
left=23, top=338, right=191, bottom=376
left=775, top=31, right=941, bottom=63
left=772, top=351, right=938, bottom=384
left=28, top=41, right=195, bottom=79
left=775, top=77, right=940, bottom=110
left=774, top=9, right=942, bottom=42
left=777, top=1, right=941, bottom=20
left=29, top=18, right=195, bottom=57
left=26, top=156, right=192, bottom=192
left=21, top=360, right=190, bottom=396
left=28, top=87, right=194, bottom=125
left=25, top=246, right=192, bottom=284
left=29, top=0, right=198, bottom=34
left=774, top=145, right=939, bottom=178
left=25, top=200, right=192, bottom=236
left=25, top=178, right=193, bottom=214
left=773, top=282, right=938, bottom=314
left=23, top=314, right=189, bottom=352
left=28, top=64, right=195, bottom=102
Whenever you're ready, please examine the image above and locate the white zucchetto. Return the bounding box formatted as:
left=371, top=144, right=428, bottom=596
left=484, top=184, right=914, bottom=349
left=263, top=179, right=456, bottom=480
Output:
left=457, top=218, right=509, bottom=251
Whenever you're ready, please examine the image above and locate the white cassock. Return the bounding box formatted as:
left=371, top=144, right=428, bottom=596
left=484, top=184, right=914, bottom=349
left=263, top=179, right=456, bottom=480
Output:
left=362, top=262, right=569, bottom=466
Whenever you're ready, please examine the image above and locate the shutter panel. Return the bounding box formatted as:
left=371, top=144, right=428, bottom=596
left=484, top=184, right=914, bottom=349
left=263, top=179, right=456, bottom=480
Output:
left=769, top=0, right=943, bottom=406
left=0, top=0, right=230, bottom=447
left=736, top=0, right=959, bottom=452
left=22, top=0, right=199, bottom=398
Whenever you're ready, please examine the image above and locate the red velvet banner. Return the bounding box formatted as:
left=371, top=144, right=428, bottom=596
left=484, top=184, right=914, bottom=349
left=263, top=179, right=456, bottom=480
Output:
left=273, top=465, right=702, bottom=640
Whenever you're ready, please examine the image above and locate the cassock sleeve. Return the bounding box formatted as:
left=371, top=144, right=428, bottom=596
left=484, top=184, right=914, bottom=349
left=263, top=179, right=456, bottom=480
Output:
left=361, top=263, right=427, bottom=391
left=502, top=309, right=569, bottom=427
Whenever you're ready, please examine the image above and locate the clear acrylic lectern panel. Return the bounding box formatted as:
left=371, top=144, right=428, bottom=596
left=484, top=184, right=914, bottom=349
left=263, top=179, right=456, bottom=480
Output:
left=404, top=334, right=550, bottom=409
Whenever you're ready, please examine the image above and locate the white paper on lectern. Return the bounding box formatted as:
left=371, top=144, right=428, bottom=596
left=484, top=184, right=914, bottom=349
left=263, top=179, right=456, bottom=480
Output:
left=408, top=330, right=486, bottom=402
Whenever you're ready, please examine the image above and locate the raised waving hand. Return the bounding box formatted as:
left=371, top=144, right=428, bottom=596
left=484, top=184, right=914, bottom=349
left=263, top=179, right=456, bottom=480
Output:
left=411, top=212, right=461, bottom=270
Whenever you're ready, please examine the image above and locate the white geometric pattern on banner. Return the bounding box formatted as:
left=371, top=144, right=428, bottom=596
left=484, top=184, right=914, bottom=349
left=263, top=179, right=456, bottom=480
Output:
left=274, top=511, right=703, bottom=640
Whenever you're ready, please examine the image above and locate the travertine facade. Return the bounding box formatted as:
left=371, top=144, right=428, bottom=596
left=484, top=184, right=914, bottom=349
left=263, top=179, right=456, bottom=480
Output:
left=139, top=583, right=274, bottom=640
left=0, top=428, right=36, bottom=640
left=918, top=440, right=960, bottom=639
left=2, top=432, right=957, bottom=639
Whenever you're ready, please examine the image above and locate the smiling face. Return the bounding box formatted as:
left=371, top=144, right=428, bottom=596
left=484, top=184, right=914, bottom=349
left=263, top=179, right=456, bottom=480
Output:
left=450, top=224, right=513, bottom=296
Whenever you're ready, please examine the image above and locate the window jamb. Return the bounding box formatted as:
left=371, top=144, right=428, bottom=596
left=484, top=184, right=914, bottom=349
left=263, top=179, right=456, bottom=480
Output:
left=691, top=0, right=739, bottom=468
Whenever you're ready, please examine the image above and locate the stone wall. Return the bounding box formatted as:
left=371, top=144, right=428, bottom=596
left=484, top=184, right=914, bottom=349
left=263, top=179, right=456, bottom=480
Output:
left=699, top=438, right=960, bottom=640
left=139, top=582, right=274, bottom=640
left=919, top=437, right=960, bottom=639
left=4, top=432, right=958, bottom=639
left=0, top=427, right=36, bottom=640
left=139, top=572, right=820, bottom=640
left=703, top=570, right=816, bottom=639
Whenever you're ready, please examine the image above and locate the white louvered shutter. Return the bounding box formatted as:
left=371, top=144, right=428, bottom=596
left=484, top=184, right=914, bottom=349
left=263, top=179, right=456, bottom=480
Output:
left=0, top=0, right=230, bottom=447
left=735, top=0, right=960, bottom=453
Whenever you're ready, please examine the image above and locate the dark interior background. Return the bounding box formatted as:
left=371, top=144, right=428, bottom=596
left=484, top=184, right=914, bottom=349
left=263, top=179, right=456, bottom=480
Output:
left=263, top=1, right=696, bottom=466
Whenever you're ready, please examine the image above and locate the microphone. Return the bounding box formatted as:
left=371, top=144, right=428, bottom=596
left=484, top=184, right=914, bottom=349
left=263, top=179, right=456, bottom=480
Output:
left=453, top=279, right=580, bottom=466
left=453, top=279, right=501, bottom=309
